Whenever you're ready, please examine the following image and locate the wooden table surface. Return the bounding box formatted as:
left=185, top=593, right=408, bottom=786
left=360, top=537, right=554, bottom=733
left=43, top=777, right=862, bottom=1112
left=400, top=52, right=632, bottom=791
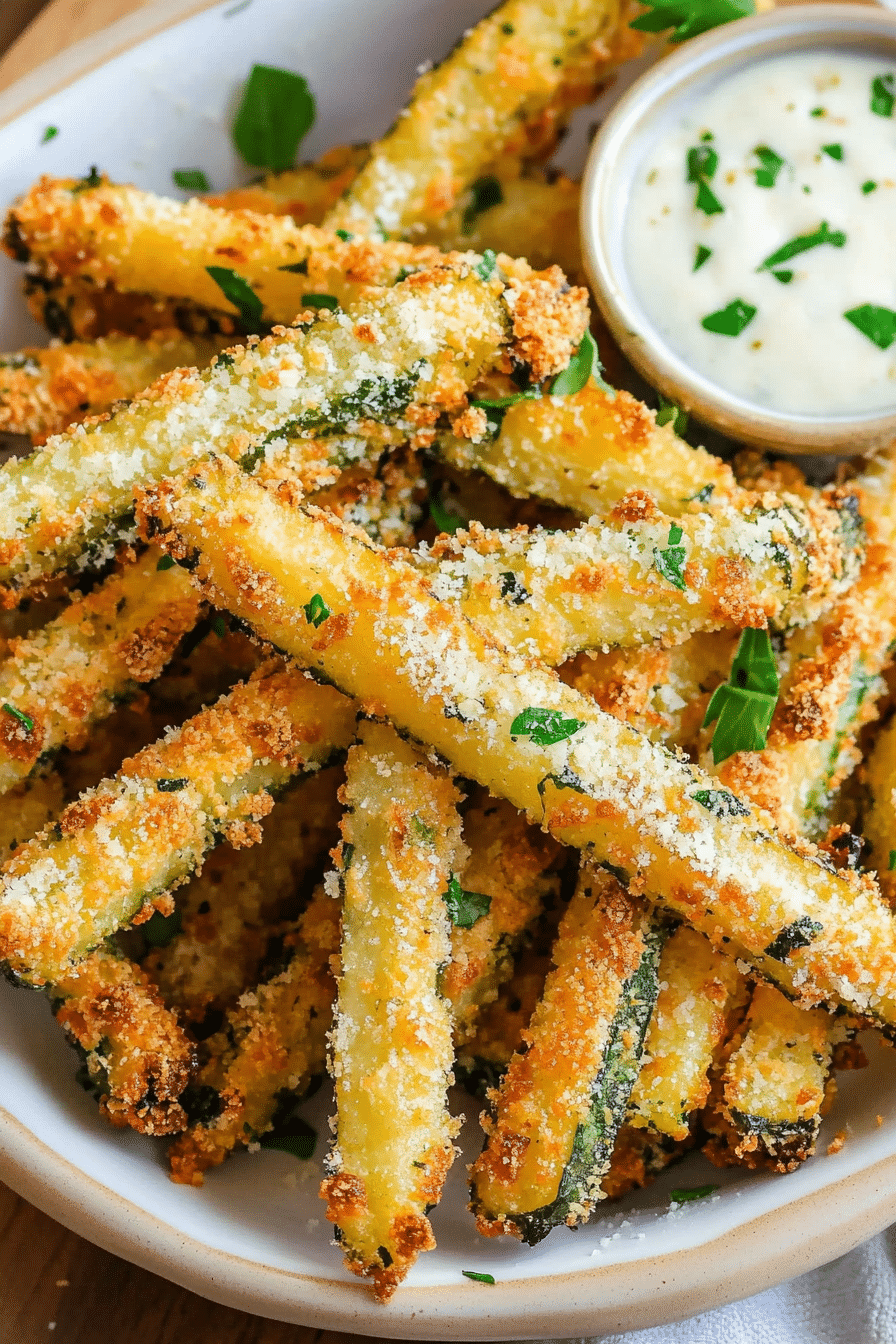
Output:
left=0, top=4, right=441, bottom=1340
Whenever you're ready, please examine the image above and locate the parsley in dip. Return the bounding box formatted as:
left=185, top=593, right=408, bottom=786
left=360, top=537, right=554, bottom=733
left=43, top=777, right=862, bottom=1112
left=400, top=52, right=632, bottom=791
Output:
left=626, top=51, right=896, bottom=415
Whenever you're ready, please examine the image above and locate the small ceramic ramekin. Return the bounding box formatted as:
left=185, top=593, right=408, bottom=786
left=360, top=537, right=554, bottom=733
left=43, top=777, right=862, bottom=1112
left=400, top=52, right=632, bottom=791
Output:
left=581, top=3, right=896, bottom=454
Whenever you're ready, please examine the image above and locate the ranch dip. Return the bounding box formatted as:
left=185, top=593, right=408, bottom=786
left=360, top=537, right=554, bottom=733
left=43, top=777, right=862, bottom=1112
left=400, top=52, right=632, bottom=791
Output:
left=626, top=49, right=896, bottom=417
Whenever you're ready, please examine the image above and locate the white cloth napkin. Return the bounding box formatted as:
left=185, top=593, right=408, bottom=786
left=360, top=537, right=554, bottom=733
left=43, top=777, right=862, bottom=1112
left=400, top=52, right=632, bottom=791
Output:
left=526, top=1227, right=896, bottom=1344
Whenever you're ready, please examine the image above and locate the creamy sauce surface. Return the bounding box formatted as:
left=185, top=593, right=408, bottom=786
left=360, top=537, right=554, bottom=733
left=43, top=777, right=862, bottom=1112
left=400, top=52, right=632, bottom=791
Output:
left=626, top=49, right=896, bottom=417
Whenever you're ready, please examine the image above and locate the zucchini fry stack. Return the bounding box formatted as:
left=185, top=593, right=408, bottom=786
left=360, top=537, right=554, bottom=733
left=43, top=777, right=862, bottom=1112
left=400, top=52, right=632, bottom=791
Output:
left=1, top=0, right=896, bottom=1308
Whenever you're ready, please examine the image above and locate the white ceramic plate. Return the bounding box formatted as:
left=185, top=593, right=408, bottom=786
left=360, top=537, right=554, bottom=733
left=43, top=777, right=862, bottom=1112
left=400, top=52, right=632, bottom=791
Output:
left=2, top=1, right=896, bottom=1335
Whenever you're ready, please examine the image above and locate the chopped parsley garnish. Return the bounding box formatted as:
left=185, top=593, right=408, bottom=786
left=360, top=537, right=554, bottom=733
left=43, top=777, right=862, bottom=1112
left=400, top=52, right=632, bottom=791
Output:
left=821, top=143, right=843, bottom=161
left=629, top=0, right=753, bottom=43
left=172, top=169, right=210, bottom=192
left=443, top=875, right=491, bottom=929
left=654, top=522, right=688, bottom=590
left=753, top=145, right=784, bottom=188
left=475, top=249, right=497, bottom=281
left=42, top=126, right=59, bottom=144
left=844, top=304, right=896, bottom=351
left=656, top=398, right=689, bottom=436
left=764, top=916, right=823, bottom=962
left=462, top=1271, right=496, bottom=1285
left=703, top=628, right=779, bottom=764
left=335, top=228, right=354, bottom=241
left=410, top=814, right=436, bottom=845
left=693, top=244, right=712, bottom=271
left=670, top=1184, right=718, bottom=1203
left=462, top=175, right=503, bottom=233
left=510, top=706, right=585, bottom=746
left=686, top=143, right=723, bottom=216
left=499, top=571, right=530, bottom=604
left=471, top=388, right=541, bottom=409
left=73, top=166, right=102, bottom=192
left=550, top=329, right=613, bottom=396
left=810, top=106, right=826, bottom=118
left=889, top=850, right=896, bottom=871
left=205, top=266, right=264, bottom=327
left=260, top=1116, right=317, bottom=1160
left=771, top=270, right=793, bottom=285
left=301, top=292, right=338, bottom=311
left=2, top=703, right=34, bottom=733
left=302, top=593, right=330, bottom=627
left=757, top=220, right=846, bottom=273
left=687, top=483, right=715, bottom=504
left=156, top=554, right=176, bottom=571
left=701, top=298, right=756, bottom=337
left=871, top=73, right=896, bottom=119
left=429, top=494, right=465, bottom=535
left=140, top=907, right=183, bottom=948
left=232, top=64, right=315, bottom=172
left=692, top=788, right=750, bottom=818
left=156, top=778, right=188, bottom=792
left=279, top=259, right=308, bottom=274
left=212, top=615, right=228, bottom=638
left=862, top=180, right=878, bottom=195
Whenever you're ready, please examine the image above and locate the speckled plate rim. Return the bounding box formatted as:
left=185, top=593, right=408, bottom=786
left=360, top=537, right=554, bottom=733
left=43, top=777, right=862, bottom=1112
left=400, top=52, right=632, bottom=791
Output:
left=1, top=0, right=896, bottom=1335
left=4, top=1104, right=896, bottom=1338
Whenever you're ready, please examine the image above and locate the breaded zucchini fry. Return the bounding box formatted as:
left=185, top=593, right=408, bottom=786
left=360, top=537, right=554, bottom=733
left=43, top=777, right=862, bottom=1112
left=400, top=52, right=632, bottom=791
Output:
left=0, top=333, right=224, bottom=443
left=707, top=452, right=896, bottom=836
left=469, top=864, right=668, bottom=1242
left=419, top=491, right=860, bottom=662
left=702, top=982, right=851, bottom=1173
left=440, top=790, right=563, bottom=1043
left=432, top=174, right=584, bottom=282
left=2, top=766, right=196, bottom=1136
left=454, top=947, right=552, bottom=1097
left=326, top=0, right=626, bottom=238
left=0, top=546, right=201, bottom=794
left=138, top=458, right=896, bottom=1029
left=144, top=764, right=343, bottom=1023
left=25, top=273, right=235, bottom=343
left=0, top=662, right=355, bottom=984
left=51, top=943, right=196, bottom=1135
left=0, top=254, right=584, bottom=599
left=168, top=881, right=339, bottom=1184
left=627, top=926, right=746, bottom=1141
left=602, top=1124, right=693, bottom=1201
left=431, top=383, right=744, bottom=519
left=866, top=717, right=896, bottom=905
left=321, top=722, right=464, bottom=1301
left=205, top=145, right=368, bottom=223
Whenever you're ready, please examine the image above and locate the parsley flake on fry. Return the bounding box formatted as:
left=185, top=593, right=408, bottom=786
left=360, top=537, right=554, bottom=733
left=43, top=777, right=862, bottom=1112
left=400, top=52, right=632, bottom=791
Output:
left=510, top=706, right=585, bottom=746
left=703, top=629, right=780, bottom=764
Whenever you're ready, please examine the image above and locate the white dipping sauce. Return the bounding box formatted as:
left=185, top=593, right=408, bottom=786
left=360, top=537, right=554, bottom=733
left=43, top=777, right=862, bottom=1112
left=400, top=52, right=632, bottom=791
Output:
left=626, top=49, right=896, bottom=416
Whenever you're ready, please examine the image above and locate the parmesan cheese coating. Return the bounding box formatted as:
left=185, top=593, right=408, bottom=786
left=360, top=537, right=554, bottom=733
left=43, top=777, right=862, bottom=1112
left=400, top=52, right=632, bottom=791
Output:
left=0, top=256, right=584, bottom=599
left=0, top=546, right=202, bottom=795
left=0, top=333, right=225, bottom=443
left=138, top=458, right=896, bottom=1027
left=168, top=882, right=340, bottom=1185
left=0, top=662, right=355, bottom=984
left=206, top=145, right=369, bottom=224
left=470, top=865, right=660, bottom=1236
left=419, top=488, right=861, bottom=662
left=321, top=722, right=463, bottom=1302
left=325, top=0, right=628, bottom=238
